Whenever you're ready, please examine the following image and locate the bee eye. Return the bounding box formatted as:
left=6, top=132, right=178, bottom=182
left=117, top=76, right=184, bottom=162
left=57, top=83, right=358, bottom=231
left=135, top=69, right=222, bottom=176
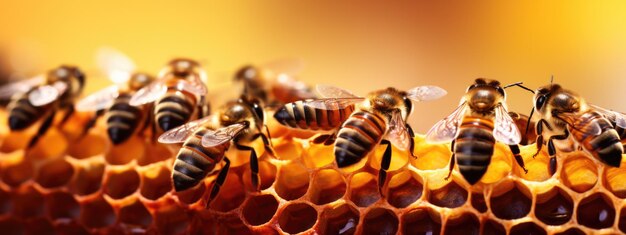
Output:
left=403, top=97, right=412, bottom=115
left=497, top=87, right=505, bottom=96
left=253, top=103, right=264, bottom=122
left=536, top=95, right=547, bottom=109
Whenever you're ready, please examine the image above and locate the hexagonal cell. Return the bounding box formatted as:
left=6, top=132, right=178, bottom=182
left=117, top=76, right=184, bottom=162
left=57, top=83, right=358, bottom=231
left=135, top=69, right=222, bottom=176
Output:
left=154, top=201, right=189, bottom=235
left=561, top=153, right=597, bottom=193
left=105, top=135, right=145, bottom=165
left=241, top=194, right=279, bottom=226
left=0, top=188, right=10, bottom=214
left=310, top=169, right=346, bottom=205
left=518, top=144, right=551, bottom=182
left=174, top=182, right=205, bottom=205
left=67, top=133, right=106, bottom=159
left=510, top=222, right=547, bottom=235
left=318, top=203, right=359, bottom=235
left=428, top=181, right=467, bottom=208
left=12, top=185, right=44, bottom=218
left=409, top=136, right=450, bottom=170
left=401, top=207, right=441, bottom=235
left=302, top=144, right=334, bottom=169
left=362, top=207, right=399, bottom=235
left=208, top=172, right=246, bottom=213
left=479, top=143, right=516, bottom=184
left=490, top=181, right=532, bottom=220
left=349, top=172, right=380, bottom=207
left=535, top=187, right=573, bottom=225
left=619, top=207, right=626, bottom=233
left=139, top=165, right=172, bottom=200
left=1, top=130, right=34, bottom=152
left=104, top=168, right=140, bottom=200
left=273, top=138, right=303, bottom=161
left=482, top=219, right=505, bottom=235
left=277, top=202, right=318, bottom=234
left=604, top=166, right=626, bottom=198
left=138, top=141, right=173, bottom=166
left=576, top=193, right=615, bottom=229
left=54, top=220, right=90, bottom=235
left=1, top=154, right=34, bottom=187
left=443, top=212, right=479, bottom=235
left=554, top=228, right=586, bottom=235
left=26, top=128, right=68, bottom=160
left=68, top=161, right=105, bottom=196
left=24, top=217, right=55, bottom=235
left=275, top=162, right=309, bottom=201
left=386, top=170, right=422, bottom=208
left=370, top=144, right=409, bottom=173
left=119, top=199, right=152, bottom=228
left=0, top=217, right=24, bottom=235
left=471, top=193, right=487, bottom=213
left=79, top=195, right=116, bottom=229
left=242, top=159, right=277, bottom=191
left=35, top=158, right=74, bottom=188
left=45, top=191, right=80, bottom=220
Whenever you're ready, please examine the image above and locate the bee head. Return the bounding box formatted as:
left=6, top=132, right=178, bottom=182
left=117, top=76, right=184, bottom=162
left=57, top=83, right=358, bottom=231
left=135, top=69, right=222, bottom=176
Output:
left=128, top=73, right=155, bottom=91
left=534, top=84, right=581, bottom=115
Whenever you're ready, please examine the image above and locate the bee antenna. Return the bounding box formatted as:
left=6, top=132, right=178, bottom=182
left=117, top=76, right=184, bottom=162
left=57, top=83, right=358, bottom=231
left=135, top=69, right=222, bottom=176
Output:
left=550, top=75, right=554, bottom=85
left=503, top=82, right=535, bottom=94
left=525, top=107, right=535, bottom=136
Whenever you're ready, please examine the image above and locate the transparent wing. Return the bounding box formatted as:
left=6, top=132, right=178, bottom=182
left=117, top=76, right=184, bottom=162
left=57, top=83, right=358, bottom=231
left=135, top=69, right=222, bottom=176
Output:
left=28, top=81, right=67, bottom=107
left=316, top=85, right=360, bottom=98
left=387, top=111, right=410, bottom=150
left=0, top=75, right=44, bottom=99
left=301, top=98, right=365, bottom=110
left=557, top=112, right=602, bottom=136
left=589, top=104, right=626, bottom=129
left=201, top=123, right=247, bottom=147
left=76, top=85, right=119, bottom=111
left=158, top=115, right=214, bottom=144
left=96, top=47, right=135, bottom=84
left=406, top=85, right=447, bottom=102
left=425, top=102, right=468, bottom=143
left=272, top=73, right=317, bottom=100
left=176, top=80, right=207, bottom=96
left=129, top=80, right=167, bottom=106
left=262, top=58, right=305, bottom=77
left=493, top=105, right=522, bottom=145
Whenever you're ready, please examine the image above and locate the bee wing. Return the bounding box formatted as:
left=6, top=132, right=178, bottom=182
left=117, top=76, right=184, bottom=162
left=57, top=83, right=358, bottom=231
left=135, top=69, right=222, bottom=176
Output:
left=316, top=85, right=361, bottom=99
left=262, top=58, right=305, bottom=77
left=493, top=105, right=522, bottom=145
left=201, top=123, right=247, bottom=147
left=178, top=80, right=207, bottom=97
left=557, top=112, right=603, bottom=136
left=273, top=73, right=317, bottom=99
left=129, top=80, right=167, bottom=106
left=301, top=98, right=365, bottom=110
left=387, top=111, right=411, bottom=150
left=158, top=115, right=214, bottom=144
left=0, top=75, right=45, bottom=99
left=406, top=85, right=447, bottom=102
left=28, top=81, right=68, bottom=107
left=589, top=104, right=626, bottom=129
left=95, top=47, right=135, bottom=84
left=76, top=85, right=119, bottom=111
left=425, top=101, right=467, bottom=143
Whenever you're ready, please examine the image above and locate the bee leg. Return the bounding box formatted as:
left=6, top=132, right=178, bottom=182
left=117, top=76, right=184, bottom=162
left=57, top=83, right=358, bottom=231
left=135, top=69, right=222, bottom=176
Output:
left=509, top=144, right=528, bottom=174
left=324, top=133, right=337, bottom=145
left=235, top=143, right=261, bottom=191
left=205, top=157, right=231, bottom=208
left=533, top=119, right=552, bottom=158
left=378, top=139, right=392, bottom=197
left=406, top=124, right=417, bottom=159
left=59, top=105, right=75, bottom=126
left=80, top=109, right=105, bottom=138
left=445, top=140, right=456, bottom=181
left=547, top=129, right=569, bottom=175
left=264, top=125, right=274, bottom=147
left=28, top=110, right=57, bottom=149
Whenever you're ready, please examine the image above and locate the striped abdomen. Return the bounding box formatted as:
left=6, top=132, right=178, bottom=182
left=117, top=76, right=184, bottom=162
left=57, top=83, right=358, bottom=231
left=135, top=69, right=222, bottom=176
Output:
left=569, top=111, right=623, bottom=167
left=455, top=117, right=496, bottom=185
left=155, top=89, right=196, bottom=132
left=8, top=89, right=49, bottom=131
left=106, top=93, right=144, bottom=145
left=172, top=128, right=231, bottom=191
left=334, top=111, right=386, bottom=167
left=273, top=100, right=355, bottom=131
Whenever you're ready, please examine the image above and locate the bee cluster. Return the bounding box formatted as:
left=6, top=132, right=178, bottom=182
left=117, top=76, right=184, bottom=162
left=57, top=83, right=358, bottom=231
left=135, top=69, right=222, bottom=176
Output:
left=0, top=51, right=625, bottom=234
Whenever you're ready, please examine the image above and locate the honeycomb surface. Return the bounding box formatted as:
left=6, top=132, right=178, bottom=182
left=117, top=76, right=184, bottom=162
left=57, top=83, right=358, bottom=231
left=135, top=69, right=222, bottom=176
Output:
left=1, top=110, right=626, bottom=235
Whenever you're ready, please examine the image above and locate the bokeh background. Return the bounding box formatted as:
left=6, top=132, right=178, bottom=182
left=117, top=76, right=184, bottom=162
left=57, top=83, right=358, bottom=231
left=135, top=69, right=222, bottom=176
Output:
left=1, top=1, right=626, bottom=132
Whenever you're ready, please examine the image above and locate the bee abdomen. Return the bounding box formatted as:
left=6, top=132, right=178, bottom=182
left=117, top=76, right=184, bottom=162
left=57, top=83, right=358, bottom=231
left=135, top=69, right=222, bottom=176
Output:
left=155, top=92, right=194, bottom=131
left=8, top=94, right=45, bottom=131
left=273, top=100, right=355, bottom=131
left=455, top=118, right=496, bottom=185
left=106, top=94, right=142, bottom=144
left=571, top=113, right=623, bottom=167
left=173, top=131, right=230, bottom=191
left=334, top=111, right=386, bottom=167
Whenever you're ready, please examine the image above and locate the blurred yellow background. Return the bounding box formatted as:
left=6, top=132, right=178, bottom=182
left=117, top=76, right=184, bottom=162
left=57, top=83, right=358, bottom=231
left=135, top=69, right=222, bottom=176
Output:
left=1, top=1, right=626, bottom=132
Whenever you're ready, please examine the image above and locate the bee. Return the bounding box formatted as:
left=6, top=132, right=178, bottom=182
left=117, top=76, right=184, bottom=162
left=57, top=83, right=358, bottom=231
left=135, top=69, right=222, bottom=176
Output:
left=0, top=65, right=85, bottom=148
left=129, top=59, right=209, bottom=132
left=528, top=83, right=625, bottom=175
left=275, top=84, right=447, bottom=193
left=76, top=48, right=156, bottom=144
left=233, top=58, right=316, bottom=107
left=426, top=79, right=531, bottom=185
left=158, top=96, right=275, bottom=205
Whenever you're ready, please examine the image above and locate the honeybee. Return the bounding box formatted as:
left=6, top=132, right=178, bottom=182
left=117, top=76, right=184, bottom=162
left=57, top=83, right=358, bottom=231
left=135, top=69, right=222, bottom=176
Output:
left=76, top=48, right=156, bottom=144
left=529, top=83, right=625, bottom=174
left=158, top=96, right=275, bottom=205
left=233, top=58, right=316, bottom=107
left=0, top=65, right=85, bottom=148
left=129, top=59, right=209, bottom=132
left=275, top=84, right=447, bottom=194
left=426, top=79, right=531, bottom=185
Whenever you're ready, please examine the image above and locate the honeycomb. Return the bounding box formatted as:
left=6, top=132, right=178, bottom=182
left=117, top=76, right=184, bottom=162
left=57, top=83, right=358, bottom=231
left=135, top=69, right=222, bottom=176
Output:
left=1, top=107, right=626, bottom=235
